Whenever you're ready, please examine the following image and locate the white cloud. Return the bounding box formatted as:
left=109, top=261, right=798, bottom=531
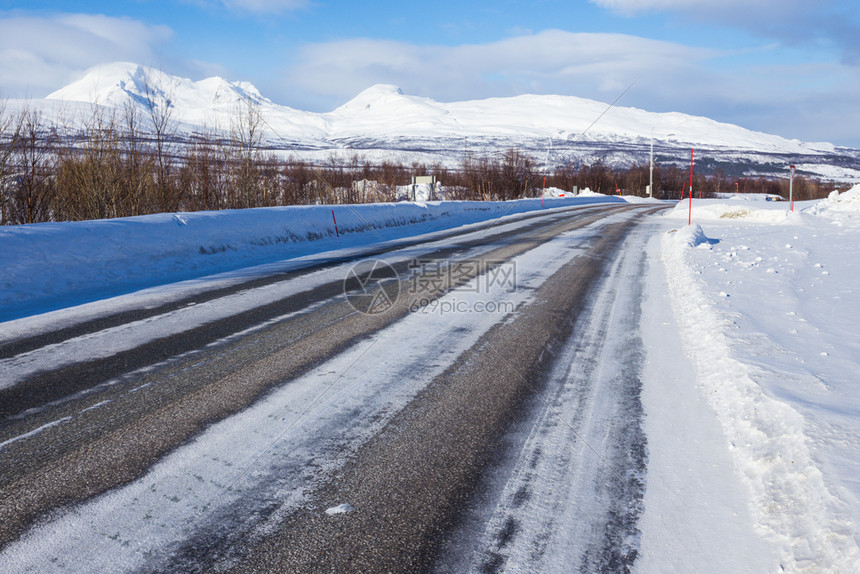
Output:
left=284, top=30, right=714, bottom=110
left=190, top=0, right=309, bottom=15
left=591, top=0, right=860, bottom=63
left=0, top=14, right=173, bottom=98
left=591, top=0, right=784, bottom=12
left=277, top=28, right=860, bottom=146
left=590, top=0, right=813, bottom=19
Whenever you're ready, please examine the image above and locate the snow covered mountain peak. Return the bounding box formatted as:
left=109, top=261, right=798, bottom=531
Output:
left=327, top=83, right=452, bottom=134
left=47, top=62, right=270, bottom=113
left=47, top=62, right=155, bottom=107
left=35, top=62, right=855, bottom=179
left=360, top=84, right=405, bottom=97
left=333, top=84, right=409, bottom=111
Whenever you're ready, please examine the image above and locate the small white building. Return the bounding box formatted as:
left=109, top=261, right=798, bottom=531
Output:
left=410, top=175, right=437, bottom=201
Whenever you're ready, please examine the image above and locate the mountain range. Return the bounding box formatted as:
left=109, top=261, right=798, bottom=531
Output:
left=30, top=62, right=860, bottom=181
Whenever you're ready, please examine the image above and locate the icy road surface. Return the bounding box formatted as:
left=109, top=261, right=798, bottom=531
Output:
left=1, top=204, right=665, bottom=571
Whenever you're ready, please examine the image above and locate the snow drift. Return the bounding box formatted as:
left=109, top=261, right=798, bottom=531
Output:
left=0, top=196, right=623, bottom=321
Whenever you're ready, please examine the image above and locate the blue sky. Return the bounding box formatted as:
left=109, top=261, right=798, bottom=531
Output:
left=1, top=0, right=859, bottom=146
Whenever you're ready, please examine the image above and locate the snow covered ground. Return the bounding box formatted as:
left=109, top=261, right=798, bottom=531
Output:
left=0, top=195, right=622, bottom=323
left=640, top=188, right=860, bottom=573
left=1, top=188, right=859, bottom=572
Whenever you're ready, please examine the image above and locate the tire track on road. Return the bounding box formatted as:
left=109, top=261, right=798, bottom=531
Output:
left=225, top=211, right=658, bottom=572
left=443, top=222, right=652, bottom=574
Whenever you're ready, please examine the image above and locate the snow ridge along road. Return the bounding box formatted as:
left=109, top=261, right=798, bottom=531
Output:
left=662, top=222, right=860, bottom=572
left=0, top=204, right=663, bottom=571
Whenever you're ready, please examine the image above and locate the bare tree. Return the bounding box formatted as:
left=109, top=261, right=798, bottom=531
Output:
left=281, top=157, right=313, bottom=205
left=500, top=148, right=536, bottom=199
left=140, top=68, right=179, bottom=213
left=0, top=97, right=23, bottom=225
left=11, top=108, right=55, bottom=224
left=54, top=104, right=124, bottom=221
left=180, top=127, right=229, bottom=211
left=120, top=100, right=156, bottom=216
left=229, top=100, right=264, bottom=208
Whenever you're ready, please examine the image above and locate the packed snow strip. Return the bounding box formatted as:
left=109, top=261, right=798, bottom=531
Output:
left=661, top=189, right=860, bottom=572
left=636, top=228, right=777, bottom=573
left=440, top=221, right=652, bottom=573
left=0, top=196, right=624, bottom=322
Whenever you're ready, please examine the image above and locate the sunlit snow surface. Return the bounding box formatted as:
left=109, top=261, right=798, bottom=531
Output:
left=649, top=188, right=860, bottom=572
left=0, top=197, right=621, bottom=323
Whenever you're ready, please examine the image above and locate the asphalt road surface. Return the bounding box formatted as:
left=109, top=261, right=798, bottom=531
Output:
left=0, top=203, right=666, bottom=572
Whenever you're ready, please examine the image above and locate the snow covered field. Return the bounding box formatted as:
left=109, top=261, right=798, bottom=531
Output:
left=642, top=188, right=860, bottom=573
left=1, top=188, right=859, bottom=572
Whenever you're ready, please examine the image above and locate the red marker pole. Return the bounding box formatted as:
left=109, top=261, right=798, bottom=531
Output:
left=688, top=148, right=694, bottom=226
left=789, top=164, right=796, bottom=212
left=332, top=209, right=339, bottom=238
left=541, top=175, right=546, bottom=207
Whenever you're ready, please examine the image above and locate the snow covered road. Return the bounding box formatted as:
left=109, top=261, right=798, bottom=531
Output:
left=0, top=203, right=665, bottom=571
left=437, top=213, right=651, bottom=573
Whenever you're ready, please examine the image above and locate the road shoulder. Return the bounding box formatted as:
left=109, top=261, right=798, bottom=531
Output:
left=635, top=222, right=775, bottom=573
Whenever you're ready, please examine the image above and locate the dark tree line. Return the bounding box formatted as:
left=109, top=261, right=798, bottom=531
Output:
left=0, top=97, right=843, bottom=226
left=548, top=161, right=837, bottom=202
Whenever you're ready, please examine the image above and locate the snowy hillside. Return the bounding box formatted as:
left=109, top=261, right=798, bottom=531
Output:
left=17, top=62, right=859, bottom=180
left=47, top=63, right=270, bottom=111
left=45, top=62, right=327, bottom=138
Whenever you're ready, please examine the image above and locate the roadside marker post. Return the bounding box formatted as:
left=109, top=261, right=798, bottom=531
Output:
left=542, top=175, right=546, bottom=207
left=789, top=164, right=796, bottom=212
left=688, top=148, right=694, bottom=225
left=332, top=209, right=339, bottom=238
